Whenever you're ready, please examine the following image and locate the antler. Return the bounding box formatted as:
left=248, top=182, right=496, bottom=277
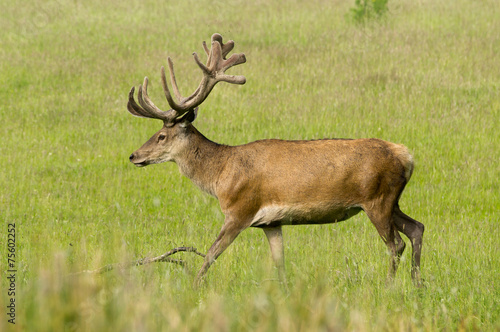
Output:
left=162, top=33, right=246, bottom=116
left=127, top=33, right=246, bottom=123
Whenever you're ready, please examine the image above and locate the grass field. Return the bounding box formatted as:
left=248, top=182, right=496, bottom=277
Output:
left=1, top=0, right=499, bottom=330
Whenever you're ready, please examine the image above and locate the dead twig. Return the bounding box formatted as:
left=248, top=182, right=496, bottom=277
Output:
left=70, top=246, right=206, bottom=275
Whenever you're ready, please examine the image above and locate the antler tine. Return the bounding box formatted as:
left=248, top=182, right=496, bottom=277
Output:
left=208, top=40, right=223, bottom=69
left=127, top=87, right=151, bottom=118
left=219, top=52, right=247, bottom=80
left=137, top=77, right=171, bottom=121
left=221, top=40, right=235, bottom=59
left=217, top=73, right=246, bottom=85
left=202, top=41, right=210, bottom=56
left=127, top=86, right=166, bottom=119
left=193, top=52, right=211, bottom=75
left=161, top=64, right=192, bottom=119
left=211, top=33, right=223, bottom=44
left=166, top=57, right=182, bottom=101
left=160, top=66, right=176, bottom=109
left=210, top=33, right=234, bottom=59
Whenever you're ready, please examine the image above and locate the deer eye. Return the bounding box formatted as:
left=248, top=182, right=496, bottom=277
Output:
left=158, top=134, right=166, bottom=142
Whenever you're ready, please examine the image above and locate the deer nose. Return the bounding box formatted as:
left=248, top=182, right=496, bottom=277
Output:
left=129, top=153, right=135, bottom=161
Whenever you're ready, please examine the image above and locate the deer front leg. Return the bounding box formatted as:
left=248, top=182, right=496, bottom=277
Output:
left=195, top=219, right=244, bottom=287
left=263, top=226, right=287, bottom=285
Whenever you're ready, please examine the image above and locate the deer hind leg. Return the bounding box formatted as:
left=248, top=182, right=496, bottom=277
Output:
left=393, top=205, right=424, bottom=286
left=195, top=220, right=244, bottom=287
left=262, top=226, right=287, bottom=285
left=364, top=205, right=399, bottom=281
left=394, top=230, right=406, bottom=260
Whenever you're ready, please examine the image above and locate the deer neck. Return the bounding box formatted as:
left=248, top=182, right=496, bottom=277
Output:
left=173, top=125, right=228, bottom=197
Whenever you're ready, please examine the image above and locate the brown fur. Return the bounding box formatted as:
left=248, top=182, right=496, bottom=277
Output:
left=130, top=123, right=424, bottom=287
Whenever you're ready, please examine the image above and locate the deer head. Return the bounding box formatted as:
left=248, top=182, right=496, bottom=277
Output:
left=127, top=33, right=246, bottom=166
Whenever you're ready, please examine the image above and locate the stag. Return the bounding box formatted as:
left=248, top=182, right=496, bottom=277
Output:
left=127, top=33, right=424, bottom=287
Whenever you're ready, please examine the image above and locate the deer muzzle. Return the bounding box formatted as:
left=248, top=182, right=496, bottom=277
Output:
left=129, top=153, right=148, bottom=167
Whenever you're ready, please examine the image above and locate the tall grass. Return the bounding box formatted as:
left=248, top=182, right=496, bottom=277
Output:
left=1, top=0, right=499, bottom=330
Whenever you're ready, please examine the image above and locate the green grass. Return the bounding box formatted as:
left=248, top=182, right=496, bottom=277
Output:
left=1, top=0, right=499, bottom=330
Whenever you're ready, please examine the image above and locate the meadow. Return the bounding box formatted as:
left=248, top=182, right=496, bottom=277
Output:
left=1, top=0, right=499, bottom=330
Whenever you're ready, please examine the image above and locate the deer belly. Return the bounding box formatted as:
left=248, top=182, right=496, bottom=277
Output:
left=249, top=204, right=362, bottom=227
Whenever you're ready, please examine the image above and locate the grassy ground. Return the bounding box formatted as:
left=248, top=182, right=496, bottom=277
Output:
left=1, top=0, right=499, bottom=330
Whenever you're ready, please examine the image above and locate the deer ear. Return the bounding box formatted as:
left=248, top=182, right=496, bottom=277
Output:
left=179, top=108, right=198, bottom=127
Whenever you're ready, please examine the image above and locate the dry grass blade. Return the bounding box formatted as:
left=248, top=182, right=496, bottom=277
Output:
left=70, top=247, right=206, bottom=275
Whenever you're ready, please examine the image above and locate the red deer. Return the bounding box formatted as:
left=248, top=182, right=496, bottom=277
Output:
left=127, top=33, right=424, bottom=287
